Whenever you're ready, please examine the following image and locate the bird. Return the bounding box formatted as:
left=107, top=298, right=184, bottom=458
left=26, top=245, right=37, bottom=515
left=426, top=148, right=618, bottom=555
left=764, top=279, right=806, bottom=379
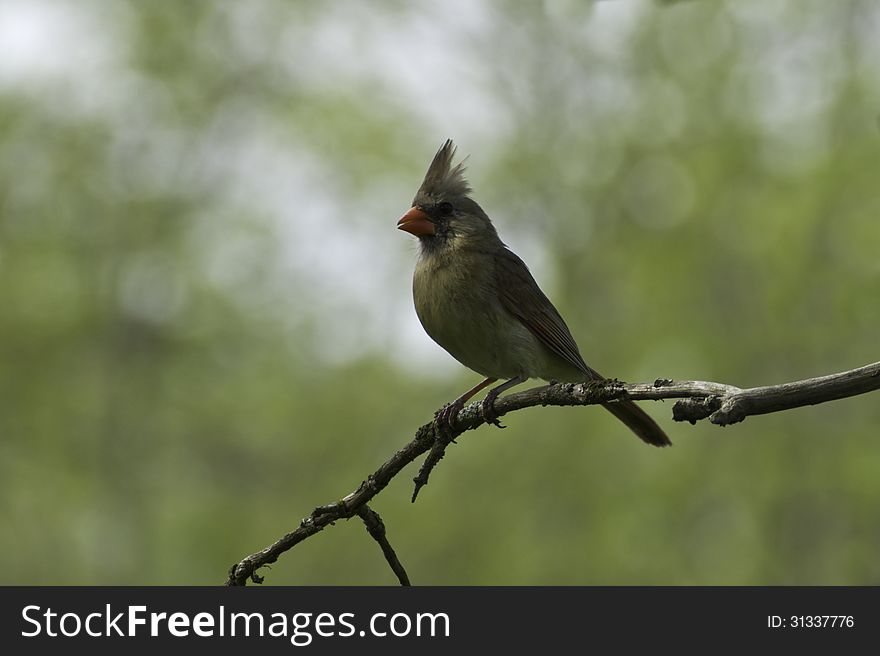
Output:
left=397, top=139, right=671, bottom=447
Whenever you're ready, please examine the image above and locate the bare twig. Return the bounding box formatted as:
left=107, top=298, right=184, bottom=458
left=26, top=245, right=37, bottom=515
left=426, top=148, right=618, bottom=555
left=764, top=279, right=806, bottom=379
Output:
left=357, top=505, right=411, bottom=586
left=225, top=360, right=880, bottom=586
left=412, top=421, right=458, bottom=503
left=666, top=362, right=880, bottom=425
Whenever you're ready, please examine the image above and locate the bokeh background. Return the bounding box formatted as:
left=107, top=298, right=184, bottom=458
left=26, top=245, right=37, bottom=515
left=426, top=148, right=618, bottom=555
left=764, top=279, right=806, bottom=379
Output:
left=1, top=0, right=879, bottom=585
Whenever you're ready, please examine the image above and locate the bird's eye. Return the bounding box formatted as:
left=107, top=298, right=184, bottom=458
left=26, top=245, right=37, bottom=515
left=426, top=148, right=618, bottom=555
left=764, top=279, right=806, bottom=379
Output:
left=437, top=201, right=454, bottom=215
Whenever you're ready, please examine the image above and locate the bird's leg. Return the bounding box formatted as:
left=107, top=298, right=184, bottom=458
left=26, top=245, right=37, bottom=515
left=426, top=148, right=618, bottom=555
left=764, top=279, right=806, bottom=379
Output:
left=481, top=375, right=527, bottom=429
left=435, top=377, right=497, bottom=430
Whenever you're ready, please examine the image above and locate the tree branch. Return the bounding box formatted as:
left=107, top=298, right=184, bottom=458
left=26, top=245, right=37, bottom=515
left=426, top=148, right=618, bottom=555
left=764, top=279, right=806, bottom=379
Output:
left=357, top=505, right=411, bottom=586
left=225, top=360, right=880, bottom=586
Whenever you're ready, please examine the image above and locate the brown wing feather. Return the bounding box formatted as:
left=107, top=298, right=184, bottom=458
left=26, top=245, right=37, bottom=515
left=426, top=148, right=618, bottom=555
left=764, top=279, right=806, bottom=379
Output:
left=494, top=248, right=599, bottom=379
left=494, top=248, right=671, bottom=447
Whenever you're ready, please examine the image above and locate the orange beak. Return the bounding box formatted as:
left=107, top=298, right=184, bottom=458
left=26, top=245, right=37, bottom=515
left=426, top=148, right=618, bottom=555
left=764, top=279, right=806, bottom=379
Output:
left=397, top=207, right=435, bottom=237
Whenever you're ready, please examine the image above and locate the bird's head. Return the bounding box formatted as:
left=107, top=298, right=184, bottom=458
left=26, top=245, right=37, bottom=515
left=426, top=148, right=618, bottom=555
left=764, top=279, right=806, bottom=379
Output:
left=397, top=139, right=499, bottom=253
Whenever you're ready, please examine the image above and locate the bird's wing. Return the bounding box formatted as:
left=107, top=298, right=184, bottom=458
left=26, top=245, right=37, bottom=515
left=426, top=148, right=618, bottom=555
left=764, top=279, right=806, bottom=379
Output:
left=493, top=248, right=600, bottom=379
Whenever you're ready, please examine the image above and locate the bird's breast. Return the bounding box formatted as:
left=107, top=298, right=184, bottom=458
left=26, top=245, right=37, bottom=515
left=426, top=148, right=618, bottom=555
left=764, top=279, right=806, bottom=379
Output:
left=412, top=251, right=542, bottom=379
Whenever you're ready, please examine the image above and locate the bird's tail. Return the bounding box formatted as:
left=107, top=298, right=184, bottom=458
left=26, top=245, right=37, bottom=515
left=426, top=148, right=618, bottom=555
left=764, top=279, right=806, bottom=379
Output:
left=579, top=365, right=671, bottom=447
left=602, top=400, right=672, bottom=447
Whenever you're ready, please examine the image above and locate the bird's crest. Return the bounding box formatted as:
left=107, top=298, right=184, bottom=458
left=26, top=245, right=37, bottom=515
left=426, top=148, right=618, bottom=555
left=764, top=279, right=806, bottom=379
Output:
left=415, top=139, right=471, bottom=202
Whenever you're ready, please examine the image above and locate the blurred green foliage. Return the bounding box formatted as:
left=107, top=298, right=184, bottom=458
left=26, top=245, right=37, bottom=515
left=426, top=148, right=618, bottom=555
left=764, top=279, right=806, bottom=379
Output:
left=1, top=0, right=878, bottom=584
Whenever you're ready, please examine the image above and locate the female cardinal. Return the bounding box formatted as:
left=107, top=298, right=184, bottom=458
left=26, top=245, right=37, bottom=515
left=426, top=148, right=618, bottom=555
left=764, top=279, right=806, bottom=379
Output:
left=397, top=140, right=670, bottom=447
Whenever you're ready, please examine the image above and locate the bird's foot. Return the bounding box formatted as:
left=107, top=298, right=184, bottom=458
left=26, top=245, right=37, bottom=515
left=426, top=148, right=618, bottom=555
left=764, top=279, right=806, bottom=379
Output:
left=480, top=390, right=506, bottom=429
left=434, top=399, right=464, bottom=431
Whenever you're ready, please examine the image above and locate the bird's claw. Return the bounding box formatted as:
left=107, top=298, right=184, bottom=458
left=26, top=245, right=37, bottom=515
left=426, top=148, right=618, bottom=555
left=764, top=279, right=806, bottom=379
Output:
left=434, top=399, right=464, bottom=431
left=480, top=395, right=506, bottom=429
